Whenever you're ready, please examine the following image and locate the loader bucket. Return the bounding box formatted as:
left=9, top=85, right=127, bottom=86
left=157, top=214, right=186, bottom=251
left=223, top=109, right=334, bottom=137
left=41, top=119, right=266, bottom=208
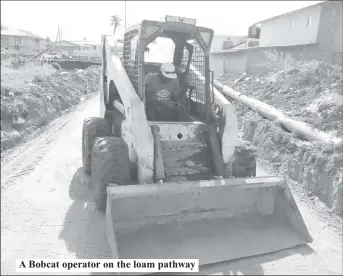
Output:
left=105, top=176, right=312, bottom=267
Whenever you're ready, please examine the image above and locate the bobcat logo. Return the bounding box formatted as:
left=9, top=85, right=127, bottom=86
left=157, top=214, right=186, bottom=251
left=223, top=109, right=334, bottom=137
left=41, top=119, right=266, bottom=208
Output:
left=156, top=89, right=170, bottom=100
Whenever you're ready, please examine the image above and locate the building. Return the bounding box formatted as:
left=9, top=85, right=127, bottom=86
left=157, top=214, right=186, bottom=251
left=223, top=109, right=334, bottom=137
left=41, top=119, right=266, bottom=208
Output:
left=211, top=34, right=248, bottom=52
left=253, top=1, right=342, bottom=54
left=47, top=40, right=101, bottom=62
left=48, top=40, right=81, bottom=56
left=69, top=40, right=101, bottom=56
left=48, top=40, right=101, bottom=57
left=1, top=27, right=47, bottom=54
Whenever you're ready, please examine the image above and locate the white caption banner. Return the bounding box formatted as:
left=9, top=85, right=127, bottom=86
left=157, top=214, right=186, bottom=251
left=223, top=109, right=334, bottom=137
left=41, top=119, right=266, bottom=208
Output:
left=16, top=259, right=199, bottom=273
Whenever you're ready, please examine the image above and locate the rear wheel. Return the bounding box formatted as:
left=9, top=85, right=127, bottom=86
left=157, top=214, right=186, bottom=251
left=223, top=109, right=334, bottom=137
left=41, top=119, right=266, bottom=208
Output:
left=82, top=117, right=111, bottom=175
left=232, top=144, right=257, bottom=178
left=91, top=137, right=131, bottom=212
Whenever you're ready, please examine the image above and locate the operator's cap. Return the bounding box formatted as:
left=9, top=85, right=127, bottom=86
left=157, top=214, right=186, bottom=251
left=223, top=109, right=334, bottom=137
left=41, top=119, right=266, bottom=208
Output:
left=160, top=63, right=177, bottom=79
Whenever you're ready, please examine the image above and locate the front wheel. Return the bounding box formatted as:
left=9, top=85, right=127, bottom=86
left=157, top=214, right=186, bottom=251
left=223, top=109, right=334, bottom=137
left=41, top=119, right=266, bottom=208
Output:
left=82, top=117, right=111, bottom=175
left=91, top=137, right=131, bottom=212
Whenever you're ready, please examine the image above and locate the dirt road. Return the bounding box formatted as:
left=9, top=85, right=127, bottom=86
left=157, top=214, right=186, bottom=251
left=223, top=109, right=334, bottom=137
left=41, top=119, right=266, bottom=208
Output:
left=1, top=95, right=342, bottom=275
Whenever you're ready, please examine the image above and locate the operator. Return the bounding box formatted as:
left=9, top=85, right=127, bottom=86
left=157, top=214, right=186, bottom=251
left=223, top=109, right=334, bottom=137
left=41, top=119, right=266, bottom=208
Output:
left=145, top=63, right=187, bottom=121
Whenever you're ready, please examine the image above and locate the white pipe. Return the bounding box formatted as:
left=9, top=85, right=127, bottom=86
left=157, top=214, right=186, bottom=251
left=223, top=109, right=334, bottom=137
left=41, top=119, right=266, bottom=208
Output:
left=213, top=80, right=342, bottom=145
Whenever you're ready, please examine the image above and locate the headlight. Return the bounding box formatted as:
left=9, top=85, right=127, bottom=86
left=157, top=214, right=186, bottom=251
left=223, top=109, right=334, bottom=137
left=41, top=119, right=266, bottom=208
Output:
left=165, top=15, right=181, bottom=23
left=182, top=17, right=196, bottom=25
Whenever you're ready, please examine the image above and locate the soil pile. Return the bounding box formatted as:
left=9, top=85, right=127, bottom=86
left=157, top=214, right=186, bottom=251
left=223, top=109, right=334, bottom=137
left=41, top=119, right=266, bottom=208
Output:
left=219, top=55, right=343, bottom=137
left=1, top=66, right=100, bottom=151
left=218, top=55, right=343, bottom=215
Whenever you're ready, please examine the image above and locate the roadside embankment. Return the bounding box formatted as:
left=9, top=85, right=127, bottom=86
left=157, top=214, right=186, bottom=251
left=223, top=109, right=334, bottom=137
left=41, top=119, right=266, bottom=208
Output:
left=1, top=66, right=101, bottom=152
left=217, top=55, right=342, bottom=215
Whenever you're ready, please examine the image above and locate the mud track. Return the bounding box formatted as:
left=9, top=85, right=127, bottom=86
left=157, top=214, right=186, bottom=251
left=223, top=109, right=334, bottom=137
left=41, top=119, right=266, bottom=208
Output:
left=1, top=95, right=342, bottom=275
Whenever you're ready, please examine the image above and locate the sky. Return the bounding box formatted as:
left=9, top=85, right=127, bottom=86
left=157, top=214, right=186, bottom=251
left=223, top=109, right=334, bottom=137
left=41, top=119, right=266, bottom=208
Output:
left=1, top=1, right=324, bottom=43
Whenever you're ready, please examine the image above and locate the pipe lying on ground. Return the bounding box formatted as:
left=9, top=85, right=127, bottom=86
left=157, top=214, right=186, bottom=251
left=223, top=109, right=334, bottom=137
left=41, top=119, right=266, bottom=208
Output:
left=213, top=80, right=342, bottom=145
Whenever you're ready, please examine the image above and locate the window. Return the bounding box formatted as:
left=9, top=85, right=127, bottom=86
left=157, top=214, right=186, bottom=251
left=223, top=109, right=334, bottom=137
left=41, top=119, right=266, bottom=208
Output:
left=222, top=41, right=233, bottom=50
left=14, top=36, right=21, bottom=45
left=92, top=46, right=96, bottom=49
left=264, top=27, right=267, bottom=34
left=276, top=24, right=279, bottom=30
left=306, top=17, right=312, bottom=27
left=289, top=22, right=294, bottom=30
left=144, top=37, right=175, bottom=63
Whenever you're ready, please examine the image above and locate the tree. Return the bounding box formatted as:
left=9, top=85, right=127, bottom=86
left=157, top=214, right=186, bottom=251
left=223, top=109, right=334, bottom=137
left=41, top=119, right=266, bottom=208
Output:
left=110, top=15, right=122, bottom=36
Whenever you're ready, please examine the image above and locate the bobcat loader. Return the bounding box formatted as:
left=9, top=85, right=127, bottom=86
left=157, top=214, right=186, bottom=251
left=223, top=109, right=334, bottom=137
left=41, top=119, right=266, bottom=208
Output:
left=82, top=16, right=312, bottom=273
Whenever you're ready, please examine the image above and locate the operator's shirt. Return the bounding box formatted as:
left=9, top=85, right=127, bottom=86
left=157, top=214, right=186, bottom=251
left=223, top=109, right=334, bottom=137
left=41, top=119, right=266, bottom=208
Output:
left=145, top=73, right=180, bottom=103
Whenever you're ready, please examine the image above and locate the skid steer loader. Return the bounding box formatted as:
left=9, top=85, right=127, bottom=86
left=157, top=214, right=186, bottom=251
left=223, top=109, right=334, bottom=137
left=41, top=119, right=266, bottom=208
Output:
left=82, top=16, right=312, bottom=271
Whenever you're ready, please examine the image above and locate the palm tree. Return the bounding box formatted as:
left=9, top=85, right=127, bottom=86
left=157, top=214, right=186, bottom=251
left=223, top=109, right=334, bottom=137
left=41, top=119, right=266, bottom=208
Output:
left=110, top=15, right=123, bottom=36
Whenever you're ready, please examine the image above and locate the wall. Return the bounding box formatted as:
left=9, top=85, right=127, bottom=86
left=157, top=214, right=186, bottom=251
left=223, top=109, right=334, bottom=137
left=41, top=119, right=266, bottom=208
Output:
left=211, top=35, right=247, bottom=52
left=70, top=42, right=101, bottom=57
left=210, top=50, right=248, bottom=76
left=333, top=3, right=343, bottom=54
left=90, top=45, right=101, bottom=56
left=82, top=45, right=101, bottom=56
left=259, top=6, right=322, bottom=47
left=211, top=35, right=229, bottom=52
left=209, top=43, right=337, bottom=78
left=48, top=45, right=80, bottom=56
left=317, top=1, right=343, bottom=54
left=1, top=35, right=46, bottom=53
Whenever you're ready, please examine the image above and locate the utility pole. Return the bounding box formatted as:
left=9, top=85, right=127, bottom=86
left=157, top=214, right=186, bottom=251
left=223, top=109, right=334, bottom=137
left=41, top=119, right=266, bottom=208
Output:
left=124, top=1, right=127, bottom=29
left=58, top=25, right=61, bottom=56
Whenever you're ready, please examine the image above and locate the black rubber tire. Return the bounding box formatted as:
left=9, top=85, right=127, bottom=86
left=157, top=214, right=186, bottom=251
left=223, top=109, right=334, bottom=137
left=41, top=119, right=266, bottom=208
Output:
left=82, top=117, right=111, bottom=175
left=91, top=137, right=131, bottom=212
left=232, top=144, right=257, bottom=178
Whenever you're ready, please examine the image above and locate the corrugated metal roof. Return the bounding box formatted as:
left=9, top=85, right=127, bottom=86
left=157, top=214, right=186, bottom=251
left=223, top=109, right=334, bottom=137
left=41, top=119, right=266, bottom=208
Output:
left=20, top=30, right=44, bottom=40
left=253, top=1, right=327, bottom=25
left=70, top=41, right=99, bottom=46
left=1, top=29, right=27, bottom=37
left=211, top=42, right=318, bottom=54
left=52, top=40, right=81, bottom=47
left=1, top=28, right=44, bottom=39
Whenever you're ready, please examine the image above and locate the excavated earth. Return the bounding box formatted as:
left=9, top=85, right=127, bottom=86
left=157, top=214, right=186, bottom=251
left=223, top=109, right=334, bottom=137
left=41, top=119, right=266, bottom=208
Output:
left=218, top=60, right=343, bottom=216
left=0, top=61, right=342, bottom=275
left=1, top=66, right=101, bottom=152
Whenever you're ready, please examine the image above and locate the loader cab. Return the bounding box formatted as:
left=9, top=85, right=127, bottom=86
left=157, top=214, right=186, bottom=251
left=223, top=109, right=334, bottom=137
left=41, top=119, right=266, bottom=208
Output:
left=123, top=17, right=215, bottom=123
